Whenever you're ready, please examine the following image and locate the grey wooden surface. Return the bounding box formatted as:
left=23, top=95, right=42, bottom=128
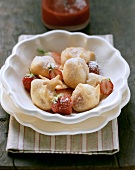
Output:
left=0, top=0, right=135, bottom=169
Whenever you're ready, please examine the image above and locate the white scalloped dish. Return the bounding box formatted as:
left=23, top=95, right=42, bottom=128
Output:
left=0, top=30, right=130, bottom=124
left=0, top=83, right=130, bottom=135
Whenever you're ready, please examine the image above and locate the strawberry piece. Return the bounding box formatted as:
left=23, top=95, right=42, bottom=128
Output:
left=49, top=67, right=63, bottom=80
left=100, top=79, right=114, bottom=95
left=87, top=61, right=99, bottom=74
left=50, top=52, right=61, bottom=67
left=22, top=72, right=37, bottom=92
left=52, top=94, right=73, bottom=115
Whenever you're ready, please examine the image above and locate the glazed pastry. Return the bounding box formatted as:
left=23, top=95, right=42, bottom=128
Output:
left=63, top=57, right=89, bottom=89
left=30, top=55, right=57, bottom=78
left=71, top=83, right=100, bottom=112
left=86, top=73, right=105, bottom=87
left=31, top=76, right=63, bottom=111
left=61, top=47, right=95, bottom=66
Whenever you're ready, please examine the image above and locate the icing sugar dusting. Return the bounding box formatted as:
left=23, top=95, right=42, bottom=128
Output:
left=74, top=0, right=87, bottom=10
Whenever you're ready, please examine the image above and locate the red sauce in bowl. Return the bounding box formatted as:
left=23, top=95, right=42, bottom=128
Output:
left=42, top=0, right=90, bottom=30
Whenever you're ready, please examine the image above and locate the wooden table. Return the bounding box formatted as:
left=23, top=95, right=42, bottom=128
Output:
left=0, top=0, right=134, bottom=169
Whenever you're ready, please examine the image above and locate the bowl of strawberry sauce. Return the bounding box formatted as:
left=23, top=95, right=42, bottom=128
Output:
left=41, top=0, right=90, bottom=30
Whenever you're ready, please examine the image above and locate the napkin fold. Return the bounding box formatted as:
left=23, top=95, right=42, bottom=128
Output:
left=6, top=34, right=119, bottom=154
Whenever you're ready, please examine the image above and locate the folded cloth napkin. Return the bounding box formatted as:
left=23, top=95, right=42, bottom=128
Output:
left=6, top=34, right=119, bottom=154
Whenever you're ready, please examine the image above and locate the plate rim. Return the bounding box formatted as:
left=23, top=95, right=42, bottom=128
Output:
left=0, top=30, right=130, bottom=124
left=0, top=83, right=130, bottom=135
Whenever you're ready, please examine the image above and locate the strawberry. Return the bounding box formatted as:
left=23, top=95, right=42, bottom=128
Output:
left=100, top=78, right=114, bottom=95
left=87, top=61, right=99, bottom=74
left=22, top=70, right=37, bottom=92
left=48, top=65, right=63, bottom=80
left=52, top=94, right=73, bottom=115
left=50, top=52, right=61, bottom=67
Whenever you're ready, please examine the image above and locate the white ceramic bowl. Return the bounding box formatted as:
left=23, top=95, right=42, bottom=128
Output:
left=0, top=30, right=130, bottom=124
left=0, top=83, right=130, bottom=135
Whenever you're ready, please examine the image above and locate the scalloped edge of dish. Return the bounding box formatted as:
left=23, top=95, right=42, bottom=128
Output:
left=0, top=82, right=130, bottom=135
left=0, top=30, right=130, bottom=124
